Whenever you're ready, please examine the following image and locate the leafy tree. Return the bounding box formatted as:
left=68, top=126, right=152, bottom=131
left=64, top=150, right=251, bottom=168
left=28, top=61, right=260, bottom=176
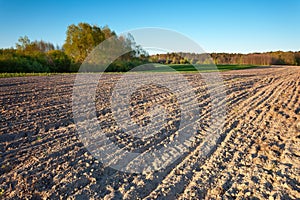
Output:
left=30, top=40, right=55, bottom=53
left=63, top=23, right=108, bottom=63
left=16, top=36, right=30, bottom=51
left=16, top=36, right=55, bottom=53
left=102, top=25, right=116, bottom=38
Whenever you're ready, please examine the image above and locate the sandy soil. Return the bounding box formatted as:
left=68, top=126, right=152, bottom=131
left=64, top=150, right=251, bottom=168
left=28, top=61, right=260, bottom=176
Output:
left=0, top=66, right=299, bottom=199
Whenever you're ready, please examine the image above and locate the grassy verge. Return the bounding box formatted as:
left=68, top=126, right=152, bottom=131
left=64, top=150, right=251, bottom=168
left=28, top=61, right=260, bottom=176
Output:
left=151, top=64, right=258, bottom=72
left=0, top=72, right=57, bottom=78
left=0, top=65, right=259, bottom=78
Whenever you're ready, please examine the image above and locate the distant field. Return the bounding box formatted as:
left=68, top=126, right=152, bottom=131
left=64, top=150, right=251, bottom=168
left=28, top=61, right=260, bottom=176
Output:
left=151, top=64, right=258, bottom=72
left=0, top=65, right=258, bottom=78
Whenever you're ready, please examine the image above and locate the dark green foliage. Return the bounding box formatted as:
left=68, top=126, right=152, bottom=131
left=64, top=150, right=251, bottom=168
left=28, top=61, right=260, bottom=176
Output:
left=0, top=48, right=71, bottom=73
left=106, top=58, right=153, bottom=72
left=0, top=49, right=48, bottom=72
left=46, top=50, right=71, bottom=72
left=151, top=51, right=300, bottom=66
left=149, top=64, right=256, bottom=72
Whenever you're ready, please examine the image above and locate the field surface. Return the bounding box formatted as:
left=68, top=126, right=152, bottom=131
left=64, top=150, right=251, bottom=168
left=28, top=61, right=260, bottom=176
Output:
left=0, top=66, right=300, bottom=199
left=151, top=64, right=256, bottom=72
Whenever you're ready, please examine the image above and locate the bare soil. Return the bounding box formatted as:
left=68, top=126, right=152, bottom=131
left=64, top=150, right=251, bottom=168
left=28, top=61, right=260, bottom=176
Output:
left=0, top=66, right=299, bottom=199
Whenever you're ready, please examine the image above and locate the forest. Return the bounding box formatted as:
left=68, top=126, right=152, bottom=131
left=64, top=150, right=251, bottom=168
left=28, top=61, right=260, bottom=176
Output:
left=150, top=51, right=300, bottom=66
left=0, top=22, right=299, bottom=73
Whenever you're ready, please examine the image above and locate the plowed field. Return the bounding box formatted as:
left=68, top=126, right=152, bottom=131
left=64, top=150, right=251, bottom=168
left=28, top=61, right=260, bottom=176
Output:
left=1, top=66, right=299, bottom=199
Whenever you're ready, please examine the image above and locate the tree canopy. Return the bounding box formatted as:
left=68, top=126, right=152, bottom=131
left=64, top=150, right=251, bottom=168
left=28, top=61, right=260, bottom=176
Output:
left=63, top=23, right=116, bottom=63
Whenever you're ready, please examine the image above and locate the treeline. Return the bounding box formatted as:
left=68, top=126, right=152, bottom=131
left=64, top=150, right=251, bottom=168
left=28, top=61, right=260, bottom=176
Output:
left=1, top=22, right=300, bottom=73
left=149, top=51, right=300, bottom=66
left=0, top=23, right=149, bottom=73
left=0, top=37, right=72, bottom=73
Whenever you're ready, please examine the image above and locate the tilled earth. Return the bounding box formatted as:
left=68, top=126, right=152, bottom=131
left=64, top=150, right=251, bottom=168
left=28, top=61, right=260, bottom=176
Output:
left=0, top=66, right=300, bottom=199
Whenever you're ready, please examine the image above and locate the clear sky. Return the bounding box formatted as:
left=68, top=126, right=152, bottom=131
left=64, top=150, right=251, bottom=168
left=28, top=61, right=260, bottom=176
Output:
left=0, top=0, right=299, bottom=53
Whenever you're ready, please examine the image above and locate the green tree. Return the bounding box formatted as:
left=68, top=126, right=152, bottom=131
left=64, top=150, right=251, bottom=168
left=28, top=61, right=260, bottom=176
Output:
left=16, top=36, right=55, bottom=53
left=63, top=23, right=108, bottom=63
left=16, top=36, right=30, bottom=51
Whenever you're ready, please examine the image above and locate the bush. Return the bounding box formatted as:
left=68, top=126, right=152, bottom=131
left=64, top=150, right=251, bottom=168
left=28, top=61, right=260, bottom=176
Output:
left=47, top=50, right=71, bottom=72
left=0, top=49, right=71, bottom=72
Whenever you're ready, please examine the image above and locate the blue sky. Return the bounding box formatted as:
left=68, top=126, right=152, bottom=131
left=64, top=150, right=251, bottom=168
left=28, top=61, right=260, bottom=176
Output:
left=0, top=0, right=299, bottom=53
